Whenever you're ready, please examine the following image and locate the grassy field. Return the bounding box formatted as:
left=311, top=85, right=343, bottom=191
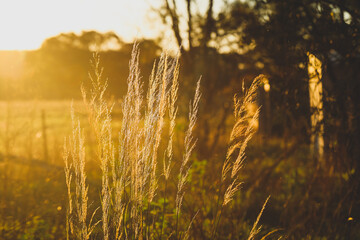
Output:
left=0, top=102, right=302, bottom=238
left=0, top=49, right=358, bottom=240
left=0, top=48, right=270, bottom=240
left=0, top=101, right=356, bottom=240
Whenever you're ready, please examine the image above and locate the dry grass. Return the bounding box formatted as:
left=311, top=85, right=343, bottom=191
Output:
left=64, top=44, right=269, bottom=239
left=64, top=106, right=99, bottom=240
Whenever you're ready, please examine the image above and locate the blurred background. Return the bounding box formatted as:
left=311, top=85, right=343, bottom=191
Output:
left=0, top=0, right=359, bottom=239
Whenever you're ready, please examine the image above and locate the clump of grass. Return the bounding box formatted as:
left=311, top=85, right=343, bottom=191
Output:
left=63, top=106, right=99, bottom=240
left=81, top=51, right=114, bottom=240
left=64, top=44, right=268, bottom=239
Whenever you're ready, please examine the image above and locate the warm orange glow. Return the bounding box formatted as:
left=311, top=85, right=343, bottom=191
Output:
left=264, top=83, right=270, bottom=92
left=0, top=0, right=163, bottom=50
left=263, top=77, right=270, bottom=92
left=0, top=51, right=25, bottom=79
left=308, top=53, right=324, bottom=159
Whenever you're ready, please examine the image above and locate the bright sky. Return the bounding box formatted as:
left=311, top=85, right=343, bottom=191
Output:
left=0, top=0, right=165, bottom=50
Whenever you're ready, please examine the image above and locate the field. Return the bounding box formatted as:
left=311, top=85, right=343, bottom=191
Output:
left=0, top=101, right=266, bottom=240
left=0, top=0, right=359, bottom=238
left=0, top=50, right=282, bottom=239
left=1, top=47, right=356, bottom=240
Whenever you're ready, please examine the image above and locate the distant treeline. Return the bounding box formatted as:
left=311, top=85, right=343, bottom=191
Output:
left=0, top=31, right=162, bottom=100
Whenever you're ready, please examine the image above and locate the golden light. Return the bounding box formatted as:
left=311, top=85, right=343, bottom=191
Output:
left=0, top=0, right=163, bottom=50
left=264, top=82, right=270, bottom=92
left=263, top=78, right=270, bottom=92
left=308, top=52, right=324, bottom=159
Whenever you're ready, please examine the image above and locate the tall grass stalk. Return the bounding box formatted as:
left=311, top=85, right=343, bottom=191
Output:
left=161, top=50, right=180, bottom=239
left=64, top=106, right=99, bottom=240
left=82, top=52, right=114, bottom=240
left=211, top=75, right=266, bottom=239
left=247, top=196, right=270, bottom=240
left=175, top=78, right=201, bottom=240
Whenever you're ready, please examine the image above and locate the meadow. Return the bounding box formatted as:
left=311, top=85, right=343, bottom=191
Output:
left=0, top=45, right=272, bottom=239
left=0, top=45, right=358, bottom=239
left=0, top=0, right=359, bottom=238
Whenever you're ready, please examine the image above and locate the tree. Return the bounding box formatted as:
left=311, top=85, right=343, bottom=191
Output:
left=41, top=30, right=123, bottom=51
left=158, top=0, right=255, bottom=158
left=23, top=32, right=161, bottom=99
left=225, top=0, right=360, bottom=237
left=158, top=0, right=360, bottom=237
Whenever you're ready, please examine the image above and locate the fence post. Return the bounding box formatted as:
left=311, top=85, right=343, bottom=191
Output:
left=41, top=109, right=49, bottom=161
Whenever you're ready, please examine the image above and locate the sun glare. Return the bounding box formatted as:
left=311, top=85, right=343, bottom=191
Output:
left=0, top=0, right=162, bottom=50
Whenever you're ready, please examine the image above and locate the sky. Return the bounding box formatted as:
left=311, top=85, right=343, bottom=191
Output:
left=0, top=0, right=165, bottom=50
